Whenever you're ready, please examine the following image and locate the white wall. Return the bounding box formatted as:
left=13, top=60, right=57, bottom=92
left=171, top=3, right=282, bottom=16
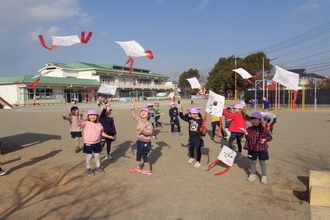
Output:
left=0, top=85, right=19, bottom=104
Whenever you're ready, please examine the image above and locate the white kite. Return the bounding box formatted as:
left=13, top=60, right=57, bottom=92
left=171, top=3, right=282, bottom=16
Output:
left=98, top=84, right=118, bottom=95
left=233, top=68, right=252, bottom=79
left=51, top=35, right=81, bottom=46
left=217, top=145, right=237, bottom=166
left=272, top=65, right=299, bottom=91
left=115, top=40, right=154, bottom=76
left=186, top=77, right=201, bottom=89
left=156, top=92, right=167, bottom=97
left=205, top=91, right=225, bottom=117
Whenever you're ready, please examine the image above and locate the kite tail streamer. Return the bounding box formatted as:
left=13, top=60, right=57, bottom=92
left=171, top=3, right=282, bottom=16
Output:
left=216, top=117, right=222, bottom=138
left=38, top=35, right=57, bottom=50
left=199, top=111, right=208, bottom=135
left=125, top=57, right=134, bottom=77
left=205, top=159, right=220, bottom=171
left=145, top=50, right=154, bottom=59
left=214, top=166, right=232, bottom=176
left=80, top=31, right=93, bottom=44
left=244, top=79, right=255, bottom=86
left=29, top=78, right=41, bottom=88
left=251, top=72, right=262, bottom=78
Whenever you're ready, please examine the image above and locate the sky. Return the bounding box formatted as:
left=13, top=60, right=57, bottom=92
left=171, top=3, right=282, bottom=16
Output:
left=1, top=0, right=330, bottom=80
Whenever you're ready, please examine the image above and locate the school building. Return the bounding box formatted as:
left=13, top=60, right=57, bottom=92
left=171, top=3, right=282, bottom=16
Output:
left=0, top=62, right=173, bottom=106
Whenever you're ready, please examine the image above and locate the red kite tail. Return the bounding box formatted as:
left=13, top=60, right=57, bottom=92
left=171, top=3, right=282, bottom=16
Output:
left=80, top=31, right=93, bottom=44
left=38, top=35, right=57, bottom=50
left=214, top=166, right=232, bottom=176
left=29, top=78, right=41, bottom=88
left=199, top=111, right=208, bottom=135
left=145, top=50, right=154, bottom=59
left=125, top=57, right=134, bottom=77
left=205, top=159, right=220, bottom=171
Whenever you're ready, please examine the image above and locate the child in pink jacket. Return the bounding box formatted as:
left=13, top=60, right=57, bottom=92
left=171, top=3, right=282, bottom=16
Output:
left=77, top=109, right=114, bottom=176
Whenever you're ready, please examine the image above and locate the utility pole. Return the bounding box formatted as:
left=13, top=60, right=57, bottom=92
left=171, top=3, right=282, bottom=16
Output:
left=234, top=57, right=237, bottom=100
left=262, top=57, right=265, bottom=99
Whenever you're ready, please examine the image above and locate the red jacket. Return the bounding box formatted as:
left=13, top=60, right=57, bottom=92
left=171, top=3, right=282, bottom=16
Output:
left=222, top=109, right=246, bottom=133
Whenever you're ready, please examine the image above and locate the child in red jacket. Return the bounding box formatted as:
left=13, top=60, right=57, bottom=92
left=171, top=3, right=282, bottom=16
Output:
left=222, top=104, right=249, bottom=158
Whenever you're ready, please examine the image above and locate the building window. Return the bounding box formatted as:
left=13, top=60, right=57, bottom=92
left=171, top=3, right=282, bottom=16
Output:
left=100, top=75, right=115, bottom=83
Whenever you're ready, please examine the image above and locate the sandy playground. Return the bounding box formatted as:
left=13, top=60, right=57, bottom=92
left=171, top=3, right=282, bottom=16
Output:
left=0, top=98, right=329, bottom=220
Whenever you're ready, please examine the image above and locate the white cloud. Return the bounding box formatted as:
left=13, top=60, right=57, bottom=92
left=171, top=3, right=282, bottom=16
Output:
left=27, top=26, right=65, bottom=43
left=100, top=31, right=109, bottom=38
left=0, top=0, right=90, bottom=42
left=294, top=0, right=320, bottom=12
left=195, top=0, right=211, bottom=11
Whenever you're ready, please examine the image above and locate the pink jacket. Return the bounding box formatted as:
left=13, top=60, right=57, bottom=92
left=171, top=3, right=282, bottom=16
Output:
left=131, top=109, right=153, bottom=142
left=222, top=109, right=246, bottom=133
left=77, top=121, right=104, bottom=144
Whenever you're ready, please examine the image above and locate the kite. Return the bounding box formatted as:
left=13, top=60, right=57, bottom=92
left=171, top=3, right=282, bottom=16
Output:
left=205, top=145, right=236, bottom=176
left=272, top=65, right=299, bottom=91
left=186, top=77, right=201, bottom=89
left=233, top=68, right=252, bottom=79
left=97, top=84, right=118, bottom=95
left=205, top=91, right=225, bottom=117
left=38, top=31, right=93, bottom=50
left=115, top=40, right=154, bottom=76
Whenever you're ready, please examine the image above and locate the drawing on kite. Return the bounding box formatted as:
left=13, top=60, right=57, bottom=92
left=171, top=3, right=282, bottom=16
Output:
left=205, top=91, right=225, bottom=117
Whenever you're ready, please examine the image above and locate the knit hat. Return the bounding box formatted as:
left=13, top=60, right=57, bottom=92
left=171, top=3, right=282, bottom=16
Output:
left=87, top=109, right=99, bottom=115
left=187, top=106, right=201, bottom=114
left=250, top=112, right=263, bottom=119
left=233, top=104, right=244, bottom=109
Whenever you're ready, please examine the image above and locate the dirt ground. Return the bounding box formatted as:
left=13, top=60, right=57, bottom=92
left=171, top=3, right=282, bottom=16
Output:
left=0, top=99, right=329, bottom=220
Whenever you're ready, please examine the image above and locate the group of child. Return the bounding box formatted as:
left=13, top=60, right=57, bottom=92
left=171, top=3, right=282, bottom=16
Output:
left=59, top=100, right=273, bottom=184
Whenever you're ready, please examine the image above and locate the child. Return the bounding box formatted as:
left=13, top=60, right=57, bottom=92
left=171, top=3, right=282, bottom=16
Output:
left=179, top=106, right=205, bottom=168
left=249, top=99, right=256, bottom=110
left=129, top=101, right=154, bottom=175
left=62, top=106, right=86, bottom=153
left=222, top=104, right=249, bottom=158
left=210, top=114, right=226, bottom=140
left=169, top=102, right=183, bottom=135
left=261, top=112, right=277, bottom=134
left=146, top=103, right=159, bottom=138
left=153, top=101, right=162, bottom=127
left=262, top=97, right=270, bottom=111
left=99, top=104, right=117, bottom=160
left=77, top=109, right=114, bottom=176
left=240, top=112, right=272, bottom=184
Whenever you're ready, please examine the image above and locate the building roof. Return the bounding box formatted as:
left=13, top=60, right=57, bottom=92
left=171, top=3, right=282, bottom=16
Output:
left=288, top=69, right=308, bottom=77
left=44, top=62, right=166, bottom=77
left=0, top=75, right=100, bottom=85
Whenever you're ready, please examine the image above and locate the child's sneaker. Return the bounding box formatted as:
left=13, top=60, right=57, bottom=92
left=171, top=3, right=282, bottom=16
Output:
left=178, top=132, right=183, bottom=135
left=171, top=132, right=175, bottom=135
left=141, top=169, right=153, bottom=175
left=237, top=152, right=243, bottom=159
left=129, top=166, right=141, bottom=173
left=95, top=167, right=105, bottom=174
left=187, top=158, right=196, bottom=164
left=86, top=169, right=94, bottom=176
left=261, top=176, right=267, bottom=184
left=106, top=154, right=113, bottom=160
left=75, top=146, right=80, bottom=153
left=0, top=169, right=6, bottom=176
left=246, top=174, right=256, bottom=182
left=193, top=161, right=201, bottom=168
